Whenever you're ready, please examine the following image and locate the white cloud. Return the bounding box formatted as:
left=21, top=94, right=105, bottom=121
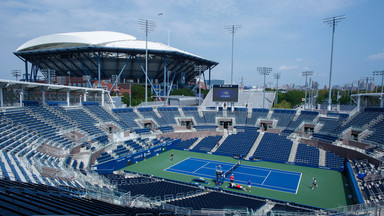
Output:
left=296, top=58, right=304, bottom=62
left=278, top=65, right=299, bottom=71
left=367, top=51, right=384, bottom=60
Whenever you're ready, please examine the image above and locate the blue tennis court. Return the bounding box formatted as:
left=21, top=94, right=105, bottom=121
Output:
left=165, top=157, right=302, bottom=194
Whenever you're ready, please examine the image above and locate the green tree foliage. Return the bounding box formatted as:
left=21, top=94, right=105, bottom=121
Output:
left=170, top=88, right=194, bottom=96
left=338, top=95, right=351, bottom=104
left=274, top=100, right=292, bottom=108
left=274, top=90, right=304, bottom=108
left=122, top=84, right=153, bottom=107
left=201, top=89, right=210, bottom=99
left=283, top=90, right=305, bottom=108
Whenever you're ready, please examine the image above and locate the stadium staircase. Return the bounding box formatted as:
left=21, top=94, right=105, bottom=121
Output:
left=188, top=137, right=203, bottom=150
left=318, top=149, right=326, bottom=166
left=255, top=202, right=276, bottom=215
left=288, top=140, right=299, bottom=163
left=210, top=130, right=228, bottom=153
left=201, top=89, right=213, bottom=107
left=245, top=131, right=265, bottom=159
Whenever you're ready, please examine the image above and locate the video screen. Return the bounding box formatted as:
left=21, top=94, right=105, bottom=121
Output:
left=212, top=85, right=239, bottom=102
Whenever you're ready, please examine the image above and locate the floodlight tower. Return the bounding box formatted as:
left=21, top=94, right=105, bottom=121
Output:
left=302, top=71, right=314, bottom=109
left=324, top=15, right=345, bottom=111
left=257, top=67, right=272, bottom=108
left=373, top=70, right=384, bottom=107
left=12, top=70, right=21, bottom=81
left=195, top=65, right=208, bottom=106
left=274, top=73, right=281, bottom=105
left=138, top=19, right=156, bottom=106
left=225, top=25, right=242, bottom=84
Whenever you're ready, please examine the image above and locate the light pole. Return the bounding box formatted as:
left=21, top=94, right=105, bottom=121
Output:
left=302, top=71, right=314, bottom=109
left=138, top=19, right=156, bottom=106
left=274, top=73, right=281, bottom=106
left=257, top=67, right=272, bottom=108
left=67, top=71, right=71, bottom=86
left=12, top=70, right=21, bottom=81
left=324, top=15, right=345, bottom=111
left=373, top=70, right=384, bottom=107
left=225, top=25, right=242, bottom=84
left=195, top=65, right=208, bottom=106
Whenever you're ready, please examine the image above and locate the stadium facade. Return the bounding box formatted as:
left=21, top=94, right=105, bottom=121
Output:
left=14, top=31, right=218, bottom=97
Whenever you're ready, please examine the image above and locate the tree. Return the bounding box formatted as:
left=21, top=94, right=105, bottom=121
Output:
left=283, top=90, right=305, bottom=108
left=170, top=88, right=194, bottom=96
left=274, top=100, right=292, bottom=108
left=121, top=84, right=153, bottom=107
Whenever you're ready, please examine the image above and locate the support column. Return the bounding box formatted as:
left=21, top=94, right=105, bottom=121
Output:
left=98, top=52, right=101, bottom=87
left=0, top=88, right=3, bottom=107
left=164, top=57, right=167, bottom=106
left=84, top=91, right=87, bottom=102
left=357, top=95, right=361, bottom=112
left=101, top=91, right=105, bottom=106
left=20, top=88, right=24, bottom=107
left=67, top=91, right=70, bottom=107
left=209, top=68, right=211, bottom=89
left=42, top=90, right=46, bottom=105
left=25, top=60, right=28, bottom=82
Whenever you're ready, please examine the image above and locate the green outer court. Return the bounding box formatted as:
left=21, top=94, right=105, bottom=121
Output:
left=121, top=149, right=354, bottom=209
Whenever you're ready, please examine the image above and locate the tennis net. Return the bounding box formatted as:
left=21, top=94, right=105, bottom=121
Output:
left=223, top=161, right=241, bottom=179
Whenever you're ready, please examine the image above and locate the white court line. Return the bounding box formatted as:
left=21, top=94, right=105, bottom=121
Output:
left=193, top=162, right=210, bottom=173
left=188, top=157, right=236, bottom=166
left=238, top=164, right=301, bottom=176
left=163, top=157, right=191, bottom=172
left=261, top=171, right=271, bottom=185
left=295, top=173, right=303, bottom=194
left=166, top=167, right=214, bottom=180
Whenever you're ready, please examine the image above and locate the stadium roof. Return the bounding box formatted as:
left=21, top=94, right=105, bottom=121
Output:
left=14, top=31, right=218, bottom=88
left=16, top=31, right=202, bottom=59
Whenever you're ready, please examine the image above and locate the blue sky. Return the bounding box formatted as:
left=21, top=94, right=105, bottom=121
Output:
left=0, top=0, right=383, bottom=88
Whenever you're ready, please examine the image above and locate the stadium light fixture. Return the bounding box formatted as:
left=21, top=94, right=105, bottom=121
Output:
left=225, top=25, right=242, bottom=85
left=373, top=70, right=384, bottom=107
left=12, top=70, right=21, bottom=81
left=195, top=65, right=208, bottom=106
left=302, top=71, right=314, bottom=109
left=257, top=67, right=272, bottom=108
left=324, top=15, right=345, bottom=111
left=138, top=19, right=156, bottom=106
left=273, top=73, right=281, bottom=105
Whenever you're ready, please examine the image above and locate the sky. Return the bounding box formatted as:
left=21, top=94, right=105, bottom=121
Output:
left=0, top=0, right=383, bottom=88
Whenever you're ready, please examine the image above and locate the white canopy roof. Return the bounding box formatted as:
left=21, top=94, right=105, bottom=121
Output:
left=16, top=31, right=200, bottom=58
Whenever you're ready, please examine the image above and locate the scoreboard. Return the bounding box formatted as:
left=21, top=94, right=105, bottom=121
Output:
left=212, top=85, right=239, bottom=102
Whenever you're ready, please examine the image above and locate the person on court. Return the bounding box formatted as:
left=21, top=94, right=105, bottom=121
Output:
left=312, top=177, right=317, bottom=190
left=170, top=153, right=174, bottom=161
left=247, top=179, right=252, bottom=192
left=230, top=174, right=234, bottom=183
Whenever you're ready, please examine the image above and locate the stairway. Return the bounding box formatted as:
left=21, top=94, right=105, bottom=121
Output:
left=245, top=132, right=264, bottom=159
left=288, top=140, right=299, bottom=162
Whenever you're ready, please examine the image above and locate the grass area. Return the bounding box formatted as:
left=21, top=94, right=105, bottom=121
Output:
left=122, top=149, right=354, bottom=209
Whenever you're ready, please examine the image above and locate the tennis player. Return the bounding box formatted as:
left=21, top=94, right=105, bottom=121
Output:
left=312, top=177, right=317, bottom=190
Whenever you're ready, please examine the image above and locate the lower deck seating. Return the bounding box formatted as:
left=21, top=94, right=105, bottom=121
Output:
left=193, top=135, right=222, bottom=152
left=215, top=129, right=259, bottom=156
left=172, top=138, right=198, bottom=150
left=294, top=143, right=319, bottom=166
left=0, top=178, right=170, bottom=216
left=168, top=191, right=265, bottom=211
left=253, top=133, right=292, bottom=162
